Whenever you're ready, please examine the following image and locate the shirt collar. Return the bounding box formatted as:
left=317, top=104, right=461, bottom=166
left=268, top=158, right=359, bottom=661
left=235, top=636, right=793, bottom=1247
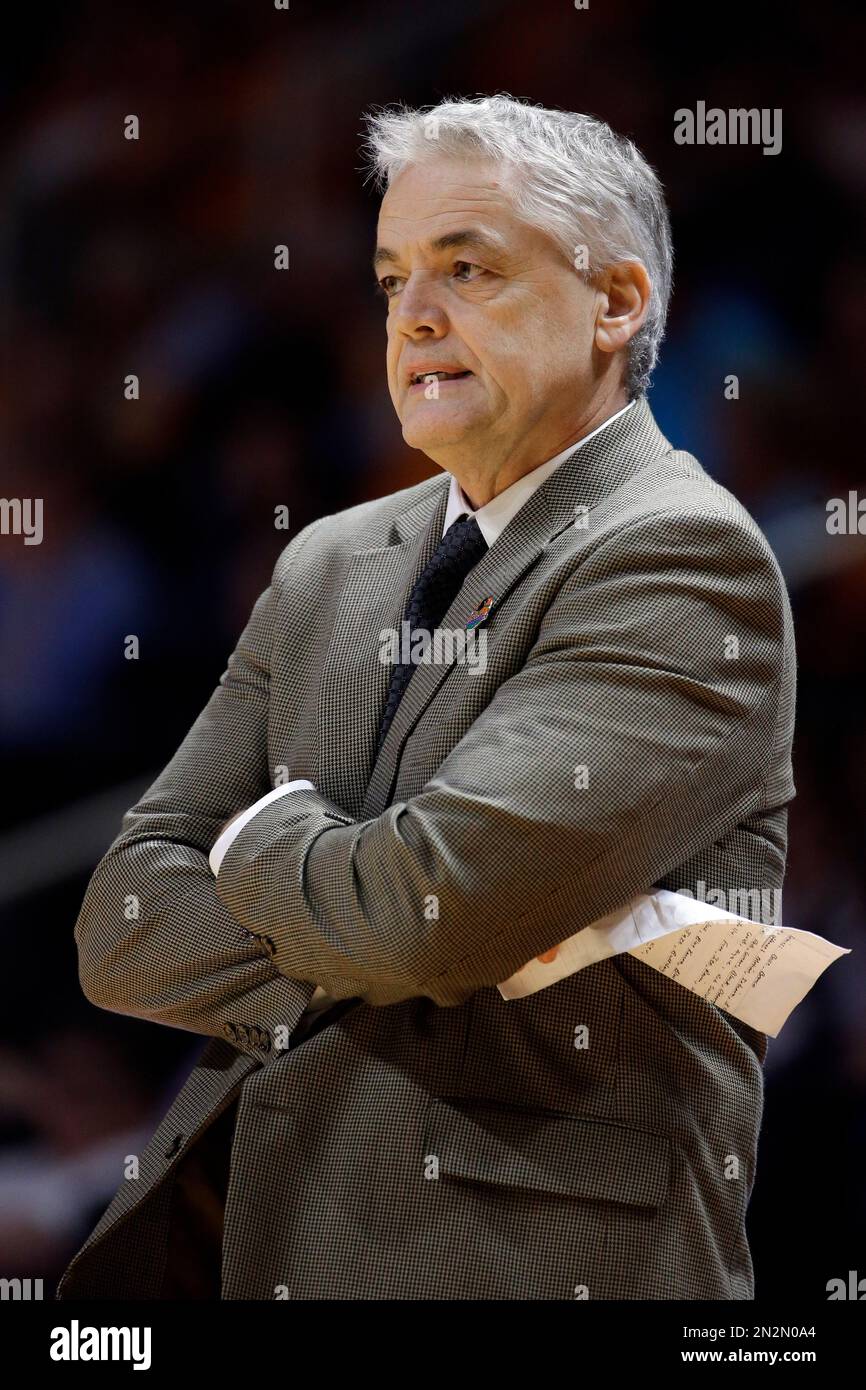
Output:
left=442, top=398, right=636, bottom=544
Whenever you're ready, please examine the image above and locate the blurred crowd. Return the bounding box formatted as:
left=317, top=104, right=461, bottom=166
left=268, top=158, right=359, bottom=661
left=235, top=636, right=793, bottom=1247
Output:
left=1, top=0, right=863, bottom=1296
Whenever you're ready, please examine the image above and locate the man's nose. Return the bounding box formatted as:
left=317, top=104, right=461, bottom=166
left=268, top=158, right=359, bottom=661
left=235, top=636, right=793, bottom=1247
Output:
left=391, top=274, right=449, bottom=337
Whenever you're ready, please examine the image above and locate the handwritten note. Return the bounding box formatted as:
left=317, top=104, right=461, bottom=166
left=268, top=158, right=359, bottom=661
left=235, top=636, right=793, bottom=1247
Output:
left=497, top=888, right=849, bottom=1037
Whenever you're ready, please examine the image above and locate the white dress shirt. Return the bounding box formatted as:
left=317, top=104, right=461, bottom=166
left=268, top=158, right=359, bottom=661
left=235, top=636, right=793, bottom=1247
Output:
left=209, top=399, right=636, bottom=1036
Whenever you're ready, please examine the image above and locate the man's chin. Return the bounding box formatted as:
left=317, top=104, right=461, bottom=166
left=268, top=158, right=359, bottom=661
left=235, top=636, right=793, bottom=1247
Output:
left=401, top=412, right=482, bottom=453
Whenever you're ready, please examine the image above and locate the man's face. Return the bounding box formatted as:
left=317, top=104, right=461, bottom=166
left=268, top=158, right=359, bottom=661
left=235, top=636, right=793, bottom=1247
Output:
left=374, top=156, right=605, bottom=479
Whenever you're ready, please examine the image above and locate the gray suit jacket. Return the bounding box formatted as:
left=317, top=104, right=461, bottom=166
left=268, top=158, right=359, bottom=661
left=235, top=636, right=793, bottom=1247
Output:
left=56, top=395, right=796, bottom=1300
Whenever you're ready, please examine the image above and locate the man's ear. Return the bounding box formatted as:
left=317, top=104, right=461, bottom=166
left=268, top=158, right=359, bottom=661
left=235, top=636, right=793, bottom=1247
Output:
left=594, top=260, right=652, bottom=356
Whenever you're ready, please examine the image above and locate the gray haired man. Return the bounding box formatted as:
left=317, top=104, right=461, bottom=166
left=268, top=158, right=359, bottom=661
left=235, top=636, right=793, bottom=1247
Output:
left=57, top=95, right=795, bottom=1300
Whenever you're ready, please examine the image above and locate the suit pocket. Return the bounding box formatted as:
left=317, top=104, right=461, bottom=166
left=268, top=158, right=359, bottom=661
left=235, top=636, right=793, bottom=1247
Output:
left=423, top=1098, right=671, bottom=1208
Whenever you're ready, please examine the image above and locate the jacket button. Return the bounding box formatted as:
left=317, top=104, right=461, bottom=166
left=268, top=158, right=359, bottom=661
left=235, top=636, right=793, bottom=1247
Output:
left=164, top=1133, right=184, bottom=1158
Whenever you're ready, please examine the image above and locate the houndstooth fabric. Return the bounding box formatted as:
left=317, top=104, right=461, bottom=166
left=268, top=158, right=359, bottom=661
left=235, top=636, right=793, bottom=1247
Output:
left=55, top=395, right=796, bottom=1301
left=377, top=512, right=487, bottom=752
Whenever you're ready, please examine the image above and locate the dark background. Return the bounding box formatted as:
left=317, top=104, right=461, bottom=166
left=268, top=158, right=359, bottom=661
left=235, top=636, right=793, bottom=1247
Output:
left=1, top=0, right=863, bottom=1297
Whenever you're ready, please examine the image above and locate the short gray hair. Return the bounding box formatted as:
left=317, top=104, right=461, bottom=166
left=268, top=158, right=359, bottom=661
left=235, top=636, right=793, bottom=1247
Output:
left=362, top=94, right=673, bottom=398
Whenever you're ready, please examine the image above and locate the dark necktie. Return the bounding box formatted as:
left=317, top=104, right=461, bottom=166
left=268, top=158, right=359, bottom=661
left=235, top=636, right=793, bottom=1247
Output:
left=377, top=513, right=488, bottom=752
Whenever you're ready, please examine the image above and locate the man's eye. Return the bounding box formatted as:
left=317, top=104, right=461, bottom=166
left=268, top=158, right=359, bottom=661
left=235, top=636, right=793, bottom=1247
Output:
left=376, top=262, right=486, bottom=299
left=376, top=276, right=401, bottom=298
left=452, top=261, right=485, bottom=282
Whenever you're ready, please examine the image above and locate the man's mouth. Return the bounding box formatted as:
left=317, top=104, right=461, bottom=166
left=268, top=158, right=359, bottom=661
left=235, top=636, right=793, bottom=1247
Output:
left=408, top=369, right=473, bottom=388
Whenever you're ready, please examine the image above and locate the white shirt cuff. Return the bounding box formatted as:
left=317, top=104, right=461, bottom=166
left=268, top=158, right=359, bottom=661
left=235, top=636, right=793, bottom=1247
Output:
left=209, top=779, right=316, bottom=876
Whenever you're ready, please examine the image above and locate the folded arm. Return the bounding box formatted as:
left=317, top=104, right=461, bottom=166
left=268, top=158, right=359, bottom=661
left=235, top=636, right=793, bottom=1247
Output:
left=214, top=509, right=788, bottom=1008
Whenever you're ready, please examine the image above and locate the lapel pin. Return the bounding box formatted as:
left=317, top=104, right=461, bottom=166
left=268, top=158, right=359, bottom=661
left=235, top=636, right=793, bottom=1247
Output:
left=465, top=595, right=497, bottom=630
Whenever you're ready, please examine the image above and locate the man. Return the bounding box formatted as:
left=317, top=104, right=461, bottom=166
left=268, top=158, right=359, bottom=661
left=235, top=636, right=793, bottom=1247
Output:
left=56, top=95, right=795, bottom=1300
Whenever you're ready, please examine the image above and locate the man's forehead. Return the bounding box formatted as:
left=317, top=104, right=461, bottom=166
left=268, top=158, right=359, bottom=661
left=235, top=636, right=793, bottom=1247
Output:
left=374, top=161, right=522, bottom=263
left=378, top=159, right=512, bottom=221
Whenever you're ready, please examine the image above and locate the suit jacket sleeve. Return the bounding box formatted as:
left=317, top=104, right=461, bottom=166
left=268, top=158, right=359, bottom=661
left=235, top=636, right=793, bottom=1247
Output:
left=214, top=507, right=791, bottom=1009
left=72, top=518, right=330, bottom=1058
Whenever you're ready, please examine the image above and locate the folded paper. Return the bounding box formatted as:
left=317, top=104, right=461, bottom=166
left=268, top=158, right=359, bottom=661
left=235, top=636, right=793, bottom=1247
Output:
left=497, top=888, right=849, bottom=1037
